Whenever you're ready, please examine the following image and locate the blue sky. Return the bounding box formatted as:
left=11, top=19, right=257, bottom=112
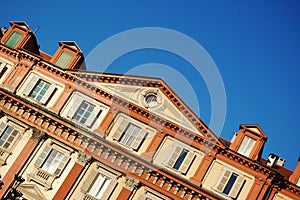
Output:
left=1, top=0, right=299, bottom=170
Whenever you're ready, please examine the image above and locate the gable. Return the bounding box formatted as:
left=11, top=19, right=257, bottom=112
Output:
left=18, top=184, right=46, bottom=200
left=94, top=82, right=203, bottom=136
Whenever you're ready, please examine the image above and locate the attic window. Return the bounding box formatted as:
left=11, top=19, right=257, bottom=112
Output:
left=5, top=31, right=22, bottom=48
left=145, top=94, right=158, bottom=106
left=237, top=136, right=255, bottom=157
left=55, top=51, right=73, bottom=68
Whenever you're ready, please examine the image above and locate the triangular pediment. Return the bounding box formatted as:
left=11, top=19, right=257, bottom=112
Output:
left=18, top=184, right=46, bottom=200
left=94, top=82, right=203, bottom=136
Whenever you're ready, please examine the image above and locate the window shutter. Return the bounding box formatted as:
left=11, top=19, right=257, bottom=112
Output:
left=101, top=179, right=117, bottom=200
left=34, top=145, right=51, bottom=167
left=216, top=169, right=231, bottom=192
left=229, top=175, right=244, bottom=198
left=81, top=169, right=98, bottom=193
left=0, top=122, right=7, bottom=134
left=66, top=95, right=84, bottom=118
left=39, top=84, right=56, bottom=104
left=85, top=106, right=101, bottom=127
left=179, top=151, right=195, bottom=174
left=23, top=74, right=39, bottom=96
left=167, top=145, right=182, bottom=167
left=113, top=119, right=128, bottom=141
left=131, top=129, right=147, bottom=150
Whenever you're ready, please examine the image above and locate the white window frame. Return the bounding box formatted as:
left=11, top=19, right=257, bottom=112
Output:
left=28, top=142, right=71, bottom=190
left=22, top=74, right=56, bottom=105
left=0, top=122, right=19, bottom=150
left=80, top=164, right=119, bottom=200
left=164, top=143, right=195, bottom=174
left=237, top=136, right=256, bottom=157
left=213, top=167, right=245, bottom=199
left=0, top=119, right=24, bottom=166
left=142, top=187, right=171, bottom=200
left=111, top=114, right=152, bottom=151
left=62, top=92, right=109, bottom=130
left=0, top=59, right=13, bottom=84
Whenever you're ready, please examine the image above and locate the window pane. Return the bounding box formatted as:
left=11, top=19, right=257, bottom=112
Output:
left=223, top=173, right=238, bottom=195
left=55, top=52, right=73, bottom=68
left=0, top=126, right=18, bottom=149
left=73, top=101, right=95, bottom=124
left=237, top=136, right=256, bottom=157
left=42, top=149, right=65, bottom=174
left=173, top=149, right=188, bottom=170
left=119, top=123, right=141, bottom=147
left=5, top=31, right=23, bottom=48
left=29, top=79, right=50, bottom=102
left=89, top=174, right=111, bottom=198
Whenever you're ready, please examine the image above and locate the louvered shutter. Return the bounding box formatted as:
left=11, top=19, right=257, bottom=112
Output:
left=39, top=84, right=56, bottom=104
left=113, top=119, right=128, bottom=141
left=23, top=74, right=39, bottom=96
left=179, top=151, right=195, bottom=174
left=66, top=95, right=84, bottom=118
left=101, top=178, right=117, bottom=200
left=167, top=145, right=182, bottom=167
left=0, top=122, right=7, bottom=134
left=34, top=145, right=51, bottom=167
left=131, top=129, right=147, bottom=150
left=216, top=169, right=231, bottom=192
left=229, top=175, right=244, bottom=198
left=54, top=154, right=69, bottom=176
left=81, top=169, right=98, bottom=193
left=85, top=106, right=101, bottom=127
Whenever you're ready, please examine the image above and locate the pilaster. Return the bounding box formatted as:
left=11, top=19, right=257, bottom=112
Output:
left=116, top=175, right=140, bottom=200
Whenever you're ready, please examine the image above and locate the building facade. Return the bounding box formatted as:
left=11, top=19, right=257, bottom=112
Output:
left=0, top=21, right=299, bottom=200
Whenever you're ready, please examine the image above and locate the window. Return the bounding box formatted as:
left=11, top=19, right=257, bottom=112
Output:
left=214, top=168, right=245, bottom=199
left=5, top=31, right=23, bottom=48
left=0, top=61, right=9, bottom=79
left=34, top=145, right=69, bottom=176
left=0, top=122, right=19, bottom=149
left=297, top=177, right=300, bottom=187
left=112, top=120, right=147, bottom=150
left=237, top=136, right=256, bottom=157
left=88, top=174, right=110, bottom=199
left=66, top=95, right=102, bottom=128
left=22, top=74, right=56, bottom=105
left=28, top=143, right=70, bottom=190
left=29, top=79, right=50, bottom=101
left=165, top=144, right=195, bottom=174
left=55, top=51, right=73, bottom=68
left=80, top=169, right=117, bottom=200
left=73, top=101, right=95, bottom=124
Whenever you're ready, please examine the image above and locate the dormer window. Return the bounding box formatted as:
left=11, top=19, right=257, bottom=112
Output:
left=50, top=42, right=84, bottom=70
left=55, top=51, right=73, bottom=69
left=237, top=136, right=256, bottom=157
left=229, top=124, right=267, bottom=160
left=5, top=31, right=23, bottom=48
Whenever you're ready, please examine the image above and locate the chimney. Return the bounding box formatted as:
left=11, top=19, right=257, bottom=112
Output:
left=277, top=157, right=285, bottom=167
left=267, top=153, right=278, bottom=167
